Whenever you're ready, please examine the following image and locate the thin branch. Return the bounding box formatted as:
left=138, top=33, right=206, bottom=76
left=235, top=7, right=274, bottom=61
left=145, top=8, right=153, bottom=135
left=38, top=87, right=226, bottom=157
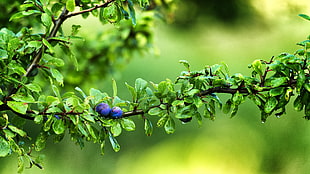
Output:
left=65, top=0, right=116, bottom=19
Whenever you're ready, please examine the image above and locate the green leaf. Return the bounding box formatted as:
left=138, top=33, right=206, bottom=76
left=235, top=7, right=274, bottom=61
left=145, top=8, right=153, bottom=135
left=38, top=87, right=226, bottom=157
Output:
left=157, top=115, right=168, bottom=127
left=7, top=101, right=28, bottom=114
left=66, top=0, right=76, bottom=12
left=164, top=117, right=175, bottom=134
left=112, top=78, right=117, bottom=97
left=50, top=68, right=64, bottom=85
left=52, top=119, right=65, bottom=135
left=111, top=122, right=122, bottom=137
left=148, top=107, right=162, bottom=115
left=41, top=13, right=52, bottom=28
left=25, top=83, right=42, bottom=93
left=179, top=60, right=190, bottom=71
left=127, top=0, right=136, bottom=25
left=293, top=95, right=303, bottom=111
left=90, top=88, right=108, bottom=105
left=75, top=87, right=87, bottom=99
left=85, top=123, right=97, bottom=140
left=35, top=131, right=49, bottom=151
left=135, top=78, right=148, bottom=93
left=121, top=118, right=135, bottom=131
left=43, top=116, right=53, bottom=131
left=222, top=99, right=232, bottom=114
left=299, top=14, right=310, bottom=21
left=9, top=10, right=42, bottom=21
left=0, top=137, right=10, bottom=157
left=144, top=118, right=153, bottom=136
left=251, top=59, right=263, bottom=76
left=42, top=38, right=54, bottom=53
left=43, top=54, right=65, bottom=67
left=125, top=82, right=137, bottom=102
left=8, top=125, right=27, bottom=137
left=269, top=87, right=285, bottom=97
left=264, top=97, right=278, bottom=113
left=270, top=77, right=288, bottom=88
left=11, top=94, right=35, bottom=103
left=108, top=131, right=120, bottom=152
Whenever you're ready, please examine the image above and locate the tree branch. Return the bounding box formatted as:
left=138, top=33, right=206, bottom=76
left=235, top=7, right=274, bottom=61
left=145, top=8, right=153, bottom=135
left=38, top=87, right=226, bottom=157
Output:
left=65, top=0, right=116, bottom=19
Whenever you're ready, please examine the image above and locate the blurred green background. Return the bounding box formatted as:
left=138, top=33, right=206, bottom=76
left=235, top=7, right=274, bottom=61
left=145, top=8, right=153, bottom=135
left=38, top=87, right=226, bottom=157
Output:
left=2, top=0, right=310, bottom=173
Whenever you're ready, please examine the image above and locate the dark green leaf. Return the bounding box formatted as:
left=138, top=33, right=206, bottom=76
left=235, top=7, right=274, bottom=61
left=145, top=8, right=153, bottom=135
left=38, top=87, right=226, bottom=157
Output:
left=264, top=97, right=278, bottom=113
left=223, top=99, right=232, bottom=114
left=293, top=95, right=303, bottom=111
left=269, top=87, right=285, bottom=96
left=299, top=14, right=310, bottom=21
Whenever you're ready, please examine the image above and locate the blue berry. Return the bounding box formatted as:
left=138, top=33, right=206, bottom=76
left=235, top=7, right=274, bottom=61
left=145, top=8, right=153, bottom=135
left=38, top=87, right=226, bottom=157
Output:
left=95, top=103, right=111, bottom=117
left=110, top=107, right=123, bottom=118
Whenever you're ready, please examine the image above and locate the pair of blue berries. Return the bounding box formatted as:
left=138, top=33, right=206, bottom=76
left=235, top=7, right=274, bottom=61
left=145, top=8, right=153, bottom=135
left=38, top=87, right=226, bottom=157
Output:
left=95, top=103, right=123, bottom=118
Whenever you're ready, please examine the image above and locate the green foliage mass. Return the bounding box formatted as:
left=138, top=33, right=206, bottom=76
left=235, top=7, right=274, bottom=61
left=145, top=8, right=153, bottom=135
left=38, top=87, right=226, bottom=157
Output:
left=0, top=0, right=309, bottom=172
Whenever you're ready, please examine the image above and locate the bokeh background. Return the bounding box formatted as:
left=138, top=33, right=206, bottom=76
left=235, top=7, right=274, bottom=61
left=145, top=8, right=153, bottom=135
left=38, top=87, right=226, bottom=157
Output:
left=1, top=0, right=310, bottom=173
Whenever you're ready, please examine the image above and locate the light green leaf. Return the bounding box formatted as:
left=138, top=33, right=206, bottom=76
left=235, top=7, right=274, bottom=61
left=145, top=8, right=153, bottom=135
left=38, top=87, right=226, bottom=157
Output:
left=111, top=122, right=122, bottom=137
left=108, top=131, right=120, bottom=152
left=11, top=94, right=35, bottom=103
left=135, top=78, right=148, bottom=93
left=125, top=82, right=137, bottom=102
left=41, top=13, right=52, bottom=28
left=112, top=79, right=117, bottom=97
left=7, top=101, right=28, bottom=114
left=52, top=119, right=65, bottom=135
left=8, top=125, right=27, bottom=137
left=148, top=107, right=162, bottom=115
left=66, top=0, right=76, bottom=12
left=42, top=38, right=54, bottom=53
left=270, top=77, right=288, bottom=88
left=25, top=83, right=42, bottom=93
left=35, top=131, right=49, bottom=151
left=164, top=117, right=175, bottom=134
left=252, top=59, right=263, bottom=76
left=50, top=68, right=63, bottom=85
left=121, top=118, right=135, bottom=131
left=0, top=137, right=10, bottom=157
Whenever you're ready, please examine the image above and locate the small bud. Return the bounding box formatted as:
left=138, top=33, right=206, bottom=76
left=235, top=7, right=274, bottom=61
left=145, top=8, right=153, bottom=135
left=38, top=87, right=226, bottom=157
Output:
left=110, top=107, right=123, bottom=118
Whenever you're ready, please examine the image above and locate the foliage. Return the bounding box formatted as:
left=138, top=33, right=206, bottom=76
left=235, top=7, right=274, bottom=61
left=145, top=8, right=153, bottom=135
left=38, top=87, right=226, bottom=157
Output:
left=0, top=0, right=309, bottom=172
